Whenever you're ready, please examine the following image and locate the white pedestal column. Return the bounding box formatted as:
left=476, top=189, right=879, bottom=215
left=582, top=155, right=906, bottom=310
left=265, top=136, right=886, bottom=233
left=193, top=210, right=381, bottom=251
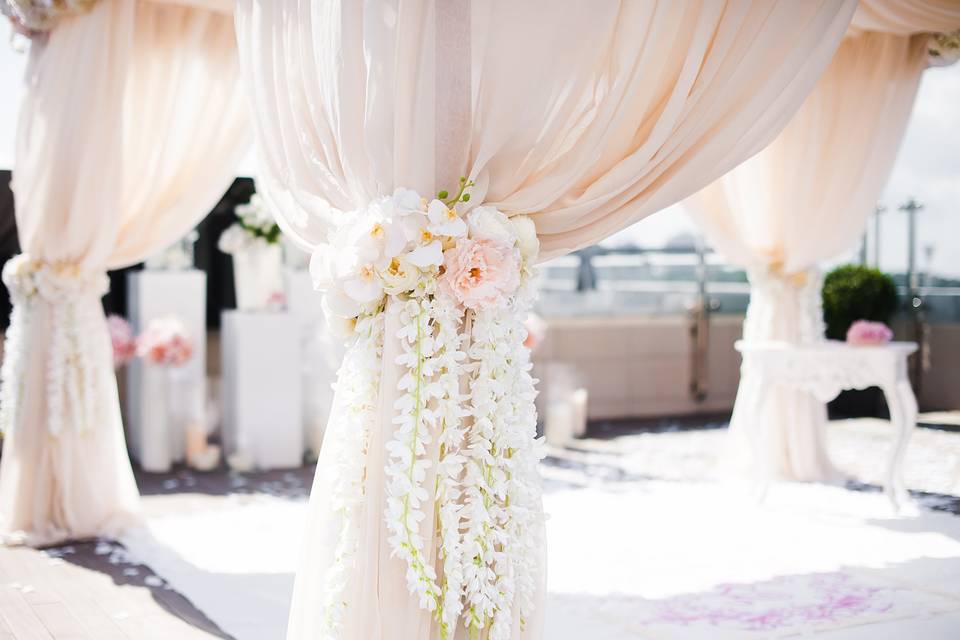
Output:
left=126, top=270, right=207, bottom=472
left=221, top=310, right=304, bottom=470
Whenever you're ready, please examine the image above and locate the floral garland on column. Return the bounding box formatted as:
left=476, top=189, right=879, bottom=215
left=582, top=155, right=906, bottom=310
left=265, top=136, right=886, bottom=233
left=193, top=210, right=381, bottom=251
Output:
left=311, top=179, right=544, bottom=639
left=1, top=0, right=99, bottom=35
left=0, top=255, right=110, bottom=437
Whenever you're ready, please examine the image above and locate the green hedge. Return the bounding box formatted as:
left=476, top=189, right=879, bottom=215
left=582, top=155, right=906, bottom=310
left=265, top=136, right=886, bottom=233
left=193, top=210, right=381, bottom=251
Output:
left=822, top=265, right=898, bottom=340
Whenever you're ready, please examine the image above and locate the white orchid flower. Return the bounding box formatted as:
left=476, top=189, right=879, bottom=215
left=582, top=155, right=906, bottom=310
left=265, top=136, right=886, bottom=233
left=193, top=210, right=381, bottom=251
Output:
left=406, top=239, right=444, bottom=268
left=324, top=287, right=362, bottom=318
left=393, top=188, right=425, bottom=213
left=426, top=199, right=467, bottom=238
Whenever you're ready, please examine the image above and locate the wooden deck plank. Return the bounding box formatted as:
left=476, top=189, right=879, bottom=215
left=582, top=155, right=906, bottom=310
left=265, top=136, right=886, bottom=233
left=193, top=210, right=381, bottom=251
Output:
left=29, top=603, right=88, bottom=640
left=0, top=584, right=52, bottom=640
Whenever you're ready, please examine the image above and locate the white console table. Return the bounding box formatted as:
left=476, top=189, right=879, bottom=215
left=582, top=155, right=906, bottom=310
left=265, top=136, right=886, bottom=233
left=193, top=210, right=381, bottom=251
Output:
left=736, top=340, right=918, bottom=509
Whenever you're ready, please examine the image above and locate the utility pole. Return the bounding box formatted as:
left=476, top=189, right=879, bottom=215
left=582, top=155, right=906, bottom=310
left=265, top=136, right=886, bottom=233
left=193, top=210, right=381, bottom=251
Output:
left=873, top=204, right=886, bottom=268
left=899, top=198, right=926, bottom=397
left=900, top=198, right=923, bottom=297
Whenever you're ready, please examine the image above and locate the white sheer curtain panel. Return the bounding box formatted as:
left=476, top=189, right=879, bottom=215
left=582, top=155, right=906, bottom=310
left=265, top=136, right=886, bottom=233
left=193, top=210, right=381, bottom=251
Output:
left=236, top=1, right=860, bottom=638
left=686, top=0, right=960, bottom=482
left=0, top=0, right=249, bottom=546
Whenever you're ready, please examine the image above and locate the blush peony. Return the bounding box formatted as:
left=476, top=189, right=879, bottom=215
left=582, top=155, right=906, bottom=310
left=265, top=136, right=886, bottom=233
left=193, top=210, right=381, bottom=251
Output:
left=440, top=237, right=520, bottom=310
left=846, top=320, right=893, bottom=346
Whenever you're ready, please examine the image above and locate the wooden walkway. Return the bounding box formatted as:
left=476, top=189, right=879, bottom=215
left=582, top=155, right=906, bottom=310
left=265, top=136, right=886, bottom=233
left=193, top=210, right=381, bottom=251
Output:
left=0, top=539, right=225, bottom=640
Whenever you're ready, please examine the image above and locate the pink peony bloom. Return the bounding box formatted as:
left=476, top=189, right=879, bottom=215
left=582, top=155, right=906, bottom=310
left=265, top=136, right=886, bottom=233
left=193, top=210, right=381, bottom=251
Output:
left=107, top=314, right=137, bottom=369
left=846, top=320, right=893, bottom=346
left=440, top=237, right=520, bottom=310
left=137, top=317, right=194, bottom=367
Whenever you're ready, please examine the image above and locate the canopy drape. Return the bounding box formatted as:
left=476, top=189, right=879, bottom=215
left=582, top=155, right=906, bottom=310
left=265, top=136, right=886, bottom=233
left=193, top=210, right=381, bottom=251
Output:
left=235, top=1, right=860, bottom=637
left=686, top=0, right=960, bottom=482
left=0, top=0, right=249, bottom=546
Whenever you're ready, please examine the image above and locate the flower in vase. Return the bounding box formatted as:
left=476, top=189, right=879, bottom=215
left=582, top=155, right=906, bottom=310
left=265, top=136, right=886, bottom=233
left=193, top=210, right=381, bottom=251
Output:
left=440, top=237, right=520, bottom=310
left=137, top=316, right=194, bottom=367
left=846, top=320, right=893, bottom=346
left=107, top=314, right=136, bottom=369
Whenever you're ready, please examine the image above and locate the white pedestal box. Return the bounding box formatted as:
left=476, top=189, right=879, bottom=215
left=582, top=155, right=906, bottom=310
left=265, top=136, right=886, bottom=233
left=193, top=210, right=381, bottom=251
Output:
left=221, top=311, right=304, bottom=470
left=126, top=270, right=207, bottom=472
left=285, top=269, right=344, bottom=458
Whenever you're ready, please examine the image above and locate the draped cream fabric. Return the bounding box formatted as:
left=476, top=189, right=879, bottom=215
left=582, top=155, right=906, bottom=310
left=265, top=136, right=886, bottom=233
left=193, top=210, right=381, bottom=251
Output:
left=235, top=1, right=861, bottom=638
left=852, top=0, right=960, bottom=34
left=0, top=0, right=248, bottom=546
left=687, top=2, right=960, bottom=482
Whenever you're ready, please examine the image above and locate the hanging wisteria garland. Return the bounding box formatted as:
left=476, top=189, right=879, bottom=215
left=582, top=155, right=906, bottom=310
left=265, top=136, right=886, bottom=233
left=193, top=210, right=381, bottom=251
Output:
left=0, top=255, right=110, bottom=437
left=310, top=180, right=544, bottom=639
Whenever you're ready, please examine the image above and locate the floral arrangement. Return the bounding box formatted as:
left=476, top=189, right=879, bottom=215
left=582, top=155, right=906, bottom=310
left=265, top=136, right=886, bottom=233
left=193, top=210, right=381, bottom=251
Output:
left=106, top=314, right=136, bottom=369
left=846, top=320, right=893, bottom=346
left=217, top=194, right=282, bottom=255
left=136, top=316, right=194, bottom=367
left=0, top=255, right=109, bottom=437
left=1, top=0, right=99, bottom=35
left=312, top=180, right=544, bottom=640
left=929, top=30, right=960, bottom=66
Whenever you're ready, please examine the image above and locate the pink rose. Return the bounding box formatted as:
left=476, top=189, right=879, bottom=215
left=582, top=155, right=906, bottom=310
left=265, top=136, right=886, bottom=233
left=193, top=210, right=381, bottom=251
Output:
left=107, top=314, right=136, bottom=369
left=440, top=238, right=520, bottom=310
left=846, top=320, right=893, bottom=346
left=137, top=317, right=194, bottom=367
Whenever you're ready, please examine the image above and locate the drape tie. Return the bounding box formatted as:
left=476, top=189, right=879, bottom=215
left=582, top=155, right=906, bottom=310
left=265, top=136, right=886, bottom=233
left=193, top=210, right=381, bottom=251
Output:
left=744, top=263, right=825, bottom=344
left=0, top=255, right=110, bottom=437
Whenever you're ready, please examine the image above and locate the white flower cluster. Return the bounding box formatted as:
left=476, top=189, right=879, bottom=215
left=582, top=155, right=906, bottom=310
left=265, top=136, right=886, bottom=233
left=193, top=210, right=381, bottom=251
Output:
left=1, top=0, right=98, bottom=33
left=319, top=312, right=384, bottom=638
left=310, top=186, right=539, bottom=340
left=218, top=194, right=282, bottom=255
left=929, top=30, right=960, bottom=67
left=313, top=183, right=544, bottom=639
left=0, top=255, right=110, bottom=437
left=461, top=294, right=545, bottom=640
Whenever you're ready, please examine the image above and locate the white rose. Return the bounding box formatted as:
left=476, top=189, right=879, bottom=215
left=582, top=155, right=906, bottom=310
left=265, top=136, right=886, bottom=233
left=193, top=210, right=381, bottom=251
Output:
left=467, top=206, right=513, bottom=244
left=509, top=215, right=539, bottom=263
left=426, top=199, right=467, bottom=238
left=378, top=256, right=419, bottom=296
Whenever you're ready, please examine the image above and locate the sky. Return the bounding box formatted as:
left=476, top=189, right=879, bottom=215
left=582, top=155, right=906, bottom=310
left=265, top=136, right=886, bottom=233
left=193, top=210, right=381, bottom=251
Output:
left=1, top=24, right=958, bottom=276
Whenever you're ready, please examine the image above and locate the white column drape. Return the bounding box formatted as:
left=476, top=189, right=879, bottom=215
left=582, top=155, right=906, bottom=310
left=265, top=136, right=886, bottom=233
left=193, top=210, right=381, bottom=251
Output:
left=686, top=1, right=960, bottom=482
left=0, top=0, right=249, bottom=546
left=236, top=1, right=859, bottom=638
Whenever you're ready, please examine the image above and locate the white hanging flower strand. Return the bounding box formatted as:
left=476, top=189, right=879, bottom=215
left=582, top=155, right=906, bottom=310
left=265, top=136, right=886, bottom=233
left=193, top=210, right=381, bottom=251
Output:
left=310, top=178, right=543, bottom=639
left=0, top=255, right=110, bottom=437
left=319, top=311, right=384, bottom=638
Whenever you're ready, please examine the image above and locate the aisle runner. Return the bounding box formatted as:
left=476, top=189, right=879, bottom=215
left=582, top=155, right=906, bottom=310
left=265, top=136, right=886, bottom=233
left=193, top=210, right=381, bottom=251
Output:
left=124, top=481, right=960, bottom=640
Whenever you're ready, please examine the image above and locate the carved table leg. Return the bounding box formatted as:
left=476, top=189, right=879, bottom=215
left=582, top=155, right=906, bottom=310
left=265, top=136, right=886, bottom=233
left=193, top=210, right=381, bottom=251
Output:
left=882, top=380, right=917, bottom=510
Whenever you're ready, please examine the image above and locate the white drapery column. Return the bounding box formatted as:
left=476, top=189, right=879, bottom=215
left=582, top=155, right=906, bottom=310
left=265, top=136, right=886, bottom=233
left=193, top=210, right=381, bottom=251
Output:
left=236, top=1, right=862, bottom=638
left=687, top=2, right=960, bottom=483
left=0, top=0, right=249, bottom=546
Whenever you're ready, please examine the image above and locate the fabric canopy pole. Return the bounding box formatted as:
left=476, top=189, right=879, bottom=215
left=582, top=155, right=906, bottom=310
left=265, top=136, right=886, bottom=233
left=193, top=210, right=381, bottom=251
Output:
left=686, top=1, right=960, bottom=483
left=0, top=0, right=249, bottom=546
left=236, top=1, right=859, bottom=638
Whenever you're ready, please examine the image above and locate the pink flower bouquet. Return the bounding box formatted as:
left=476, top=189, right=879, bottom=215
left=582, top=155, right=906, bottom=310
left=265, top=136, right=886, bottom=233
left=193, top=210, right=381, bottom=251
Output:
left=137, top=317, right=194, bottom=367
left=846, top=320, right=893, bottom=346
left=107, top=314, right=137, bottom=369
